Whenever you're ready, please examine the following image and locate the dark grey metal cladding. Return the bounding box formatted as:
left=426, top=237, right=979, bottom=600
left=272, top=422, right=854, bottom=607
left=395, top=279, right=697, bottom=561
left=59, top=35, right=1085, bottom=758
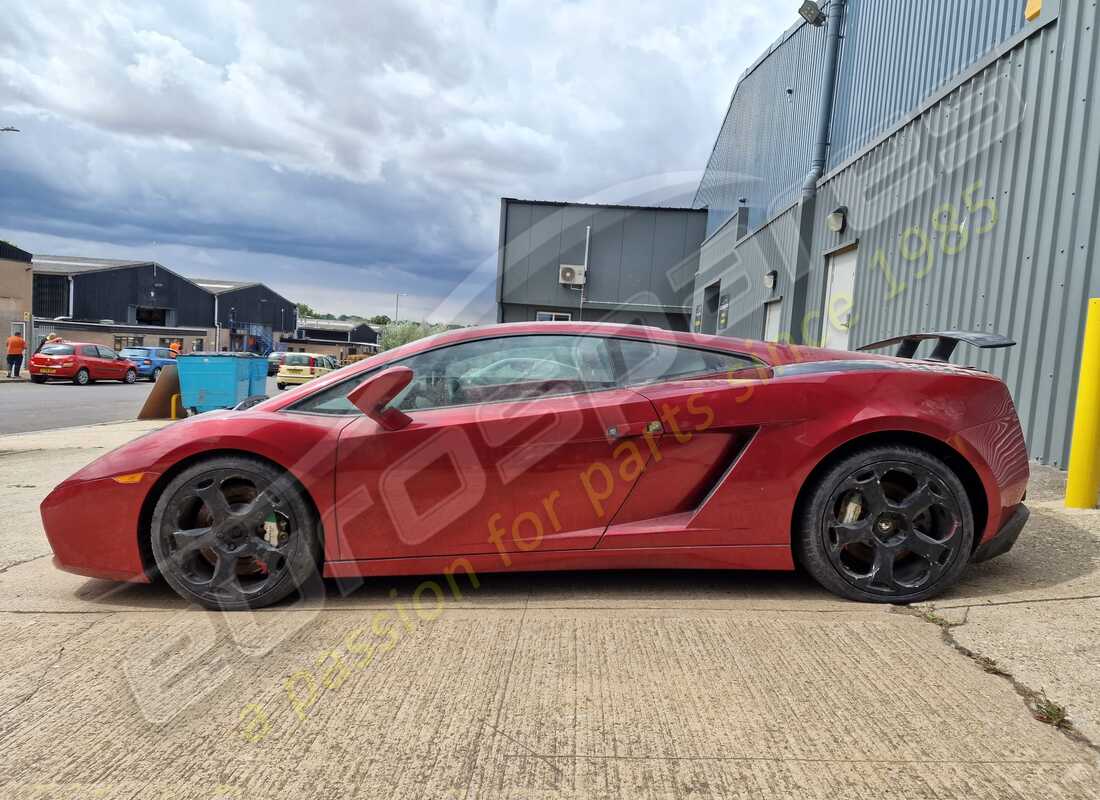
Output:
left=32, top=274, right=69, bottom=318
left=215, top=283, right=296, bottom=331
left=72, top=264, right=213, bottom=327
left=498, top=199, right=706, bottom=326
left=298, top=323, right=377, bottom=344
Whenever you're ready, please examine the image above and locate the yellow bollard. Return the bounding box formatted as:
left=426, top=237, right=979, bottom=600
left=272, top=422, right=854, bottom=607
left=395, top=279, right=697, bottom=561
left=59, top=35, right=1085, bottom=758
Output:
left=1066, top=298, right=1100, bottom=508
left=170, top=393, right=182, bottom=421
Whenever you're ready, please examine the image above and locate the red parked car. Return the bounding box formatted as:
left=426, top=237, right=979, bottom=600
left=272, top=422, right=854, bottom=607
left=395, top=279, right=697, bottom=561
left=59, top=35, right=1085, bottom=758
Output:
left=40, top=322, right=1029, bottom=610
left=29, top=341, right=140, bottom=385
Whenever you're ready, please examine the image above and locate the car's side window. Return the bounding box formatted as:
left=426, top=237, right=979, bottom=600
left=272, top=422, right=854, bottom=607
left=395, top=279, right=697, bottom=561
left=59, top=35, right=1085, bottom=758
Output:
left=81, top=345, right=98, bottom=357
left=97, top=346, right=118, bottom=360
left=389, top=335, right=616, bottom=411
left=613, top=339, right=755, bottom=386
left=289, top=335, right=617, bottom=416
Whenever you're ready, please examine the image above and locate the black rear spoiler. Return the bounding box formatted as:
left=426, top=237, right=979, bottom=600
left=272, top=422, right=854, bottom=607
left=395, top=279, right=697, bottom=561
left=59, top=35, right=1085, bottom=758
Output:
left=857, top=331, right=1016, bottom=362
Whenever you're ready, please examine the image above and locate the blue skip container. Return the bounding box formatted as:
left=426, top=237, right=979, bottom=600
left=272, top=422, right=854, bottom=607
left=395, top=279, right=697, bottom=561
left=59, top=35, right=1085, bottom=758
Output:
left=176, top=353, right=268, bottom=413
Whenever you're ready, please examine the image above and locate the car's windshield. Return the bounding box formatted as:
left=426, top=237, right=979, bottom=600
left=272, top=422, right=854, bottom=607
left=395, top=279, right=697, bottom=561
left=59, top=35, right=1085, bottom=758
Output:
left=120, top=348, right=150, bottom=358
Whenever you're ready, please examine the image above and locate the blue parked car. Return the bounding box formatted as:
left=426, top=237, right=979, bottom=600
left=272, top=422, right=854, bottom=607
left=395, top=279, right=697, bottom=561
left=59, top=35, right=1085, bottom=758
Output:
left=119, top=346, right=179, bottom=381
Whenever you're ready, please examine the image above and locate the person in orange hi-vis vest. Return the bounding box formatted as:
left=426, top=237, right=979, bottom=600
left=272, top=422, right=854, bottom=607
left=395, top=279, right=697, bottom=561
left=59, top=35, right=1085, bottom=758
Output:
left=6, top=330, right=27, bottom=379
left=169, top=340, right=182, bottom=355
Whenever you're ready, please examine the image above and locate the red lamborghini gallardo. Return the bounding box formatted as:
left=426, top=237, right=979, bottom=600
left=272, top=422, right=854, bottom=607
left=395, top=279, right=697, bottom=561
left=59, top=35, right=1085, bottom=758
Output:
left=41, top=322, right=1029, bottom=609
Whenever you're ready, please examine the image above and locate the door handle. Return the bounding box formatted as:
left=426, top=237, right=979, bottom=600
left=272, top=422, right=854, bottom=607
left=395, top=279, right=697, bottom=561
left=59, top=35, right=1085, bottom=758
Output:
left=606, top=420, right=663, bottom=440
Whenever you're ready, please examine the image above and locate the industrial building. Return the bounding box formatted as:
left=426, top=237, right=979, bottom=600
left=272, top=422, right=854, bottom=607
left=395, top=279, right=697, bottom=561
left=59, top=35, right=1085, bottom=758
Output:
left=281, top=317, right=380, bottom=360
left=690, top=0, right=1092, bottom=467
left=0, top=242, right=33, bottom=347
left=495, top=199, right=707, bottom=330
left=27, top=255, right=296, bottom=354
left=499, top=1, right=1092, bottom=466
left=192, top=278, right=298, bottom=354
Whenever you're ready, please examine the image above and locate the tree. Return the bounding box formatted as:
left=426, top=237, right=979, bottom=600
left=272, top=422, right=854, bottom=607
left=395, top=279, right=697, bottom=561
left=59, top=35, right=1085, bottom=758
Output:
left=380, top=321, right=448, bottom=351
left=296, top=302, right=317, bottom=319
left=369, top=314, right=392, bottom=326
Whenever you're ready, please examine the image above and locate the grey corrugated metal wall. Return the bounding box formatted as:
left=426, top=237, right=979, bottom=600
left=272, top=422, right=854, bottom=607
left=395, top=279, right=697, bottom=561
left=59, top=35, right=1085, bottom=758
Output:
left=498, top=200, right=706, bottom=327
left=693, top=1, right=1034, bottom=242
left=695, top=205, right=802, bottom=339
left=692, top=20, right=827, bottom=238
left=829, top=0, right=1029, bottom=168
left=691, top=0, right=1095, bottom=465
left=806, top=1, right=1098, bottom=467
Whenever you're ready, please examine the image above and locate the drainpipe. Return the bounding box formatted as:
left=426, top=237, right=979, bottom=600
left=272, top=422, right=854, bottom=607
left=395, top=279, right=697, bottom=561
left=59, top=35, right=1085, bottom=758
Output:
left=802, top=0, right=845, bottom=199
left=67, top=276, right=74, bottom=317
left=213, top=295, right=220, bottom=351
left=578, top=224, right=591, bottom=322
left=789, top=0, right=846, bottom=344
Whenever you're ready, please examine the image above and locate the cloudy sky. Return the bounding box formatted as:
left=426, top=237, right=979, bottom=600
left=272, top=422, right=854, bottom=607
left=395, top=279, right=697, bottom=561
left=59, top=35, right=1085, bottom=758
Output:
left=0, top=1, right=791, bottom=323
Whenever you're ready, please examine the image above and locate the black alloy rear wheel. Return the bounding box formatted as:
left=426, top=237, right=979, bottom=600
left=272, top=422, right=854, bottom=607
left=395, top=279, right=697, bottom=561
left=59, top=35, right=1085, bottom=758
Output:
left=150, top=456, right=321, bottom=610
left=796, top=445, right=974, bottom=603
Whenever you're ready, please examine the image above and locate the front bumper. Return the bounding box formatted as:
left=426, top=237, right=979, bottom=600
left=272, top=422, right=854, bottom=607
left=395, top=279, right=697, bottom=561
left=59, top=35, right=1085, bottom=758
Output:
left=971, top=503, right=1029, bottom=563
left=41, top=476, right=154, bottom=583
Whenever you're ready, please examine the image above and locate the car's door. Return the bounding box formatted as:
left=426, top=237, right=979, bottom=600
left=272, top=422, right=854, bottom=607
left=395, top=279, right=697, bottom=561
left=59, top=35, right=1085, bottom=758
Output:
left=96, top=346, right=125, bottom=379
left=77, top=345, right=103, bottom=378
left=326, top=334, right=662, bottom=561
left=596, top=337, right=762, bottom=545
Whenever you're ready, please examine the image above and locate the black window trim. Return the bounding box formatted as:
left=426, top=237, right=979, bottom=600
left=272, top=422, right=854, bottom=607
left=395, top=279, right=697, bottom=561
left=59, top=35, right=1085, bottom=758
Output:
left=283, top=332, right=763, bottom=417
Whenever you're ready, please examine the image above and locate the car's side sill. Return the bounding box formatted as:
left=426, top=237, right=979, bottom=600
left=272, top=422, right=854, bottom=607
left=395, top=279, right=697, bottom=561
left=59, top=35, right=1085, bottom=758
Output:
left=323, top=544, right=794, bottom=580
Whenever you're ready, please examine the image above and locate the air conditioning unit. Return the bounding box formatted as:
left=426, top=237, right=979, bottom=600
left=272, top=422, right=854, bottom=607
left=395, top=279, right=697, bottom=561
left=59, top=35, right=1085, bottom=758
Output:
left=559, top=264, right=587, bottom=286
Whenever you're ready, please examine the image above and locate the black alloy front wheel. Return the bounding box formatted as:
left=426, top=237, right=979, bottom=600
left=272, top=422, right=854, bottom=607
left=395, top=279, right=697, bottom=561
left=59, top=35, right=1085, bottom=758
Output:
left=150, top=456, right=321, bottom=610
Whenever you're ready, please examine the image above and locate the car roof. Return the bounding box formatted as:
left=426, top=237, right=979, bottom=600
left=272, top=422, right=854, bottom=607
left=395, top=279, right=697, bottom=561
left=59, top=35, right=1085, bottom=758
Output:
left=352, top=322, right=890, bottom=367
left=258, top=322, right=899, bottom=413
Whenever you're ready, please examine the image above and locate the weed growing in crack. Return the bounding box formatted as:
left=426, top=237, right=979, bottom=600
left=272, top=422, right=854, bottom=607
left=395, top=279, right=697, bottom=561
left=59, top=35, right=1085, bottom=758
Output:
left=1032, top=691, right=1070, bottom=728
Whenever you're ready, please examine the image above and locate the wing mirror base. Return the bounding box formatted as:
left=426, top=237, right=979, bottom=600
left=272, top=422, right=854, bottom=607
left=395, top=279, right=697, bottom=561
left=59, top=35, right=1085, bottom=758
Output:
left=347, top=366, right=414, bottom=430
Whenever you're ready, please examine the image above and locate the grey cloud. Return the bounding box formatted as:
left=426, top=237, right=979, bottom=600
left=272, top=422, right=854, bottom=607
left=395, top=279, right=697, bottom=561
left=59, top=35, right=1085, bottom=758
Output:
left=0, top=0, right=791, bottom=320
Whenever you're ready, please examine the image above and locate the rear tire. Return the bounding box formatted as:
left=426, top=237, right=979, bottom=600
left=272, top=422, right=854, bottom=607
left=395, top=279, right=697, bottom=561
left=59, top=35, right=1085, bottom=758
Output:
left=152, top=367, right=162, bottom=382
left=150, top=456, right=321, bottom=610
left=73, top=368, right=90, bottom=386
left=795, top=445, right=974, bottom=604
left=276, top=383, right=286, bottom=390
left=31, top=375, right=47, bottom=384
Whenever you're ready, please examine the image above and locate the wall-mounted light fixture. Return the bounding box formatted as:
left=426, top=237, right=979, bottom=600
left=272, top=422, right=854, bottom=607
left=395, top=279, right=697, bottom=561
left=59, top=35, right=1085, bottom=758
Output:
left=798, top=1, right=826, bottom=27
left=826, top=206, right=848, bottom=234
left=763, top=270, right=777, bottom=290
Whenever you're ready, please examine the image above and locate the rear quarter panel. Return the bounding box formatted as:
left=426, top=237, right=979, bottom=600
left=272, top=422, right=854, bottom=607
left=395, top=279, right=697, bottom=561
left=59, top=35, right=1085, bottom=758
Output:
left=632, top=365, right=1022, bottom=546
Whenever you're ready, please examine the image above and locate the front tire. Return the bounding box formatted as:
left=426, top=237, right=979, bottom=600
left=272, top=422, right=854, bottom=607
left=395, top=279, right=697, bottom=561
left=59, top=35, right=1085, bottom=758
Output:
left=796, top=445, right=974, bottom=604
left=152, top=367, right=162, bottom=382
left=150, top=456, right=321, bottom=610
left=124, top=368, right=137, bottom=384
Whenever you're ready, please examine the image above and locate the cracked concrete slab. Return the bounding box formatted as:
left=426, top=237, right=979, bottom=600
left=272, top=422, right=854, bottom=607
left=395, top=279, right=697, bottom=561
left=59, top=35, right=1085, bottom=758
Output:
left=1, top=422, right=1098, bottom=799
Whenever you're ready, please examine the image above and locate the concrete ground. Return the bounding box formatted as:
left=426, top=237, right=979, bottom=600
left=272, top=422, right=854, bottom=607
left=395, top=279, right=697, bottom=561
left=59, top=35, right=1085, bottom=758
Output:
left=0, top=377, right=285, bottom=434
left=1, top=422, right=1098, bottom=799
